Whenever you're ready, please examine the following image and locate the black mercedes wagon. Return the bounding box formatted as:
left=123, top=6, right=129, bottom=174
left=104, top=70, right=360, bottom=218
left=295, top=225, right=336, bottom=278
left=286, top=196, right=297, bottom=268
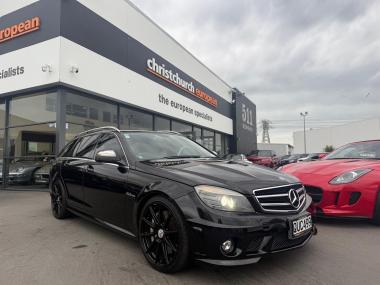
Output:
left=50, top=127, right=316, bottom=273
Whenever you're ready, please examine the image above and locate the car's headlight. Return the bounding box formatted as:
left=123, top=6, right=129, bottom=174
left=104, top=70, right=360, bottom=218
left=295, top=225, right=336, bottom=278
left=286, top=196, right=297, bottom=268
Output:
left=329, top=169, right=372, bottom=185
left=277, top=166, right=283, bottom=171
left=195, top=185, right=253, bottom=212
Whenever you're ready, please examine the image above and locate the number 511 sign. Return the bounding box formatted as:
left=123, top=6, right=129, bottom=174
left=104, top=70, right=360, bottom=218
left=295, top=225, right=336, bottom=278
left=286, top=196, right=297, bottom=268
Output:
left=242, top=103, right=254, bottom=127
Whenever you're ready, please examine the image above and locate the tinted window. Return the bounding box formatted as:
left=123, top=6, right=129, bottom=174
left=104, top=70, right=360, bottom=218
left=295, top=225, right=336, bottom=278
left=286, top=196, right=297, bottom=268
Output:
left=60, top=139, right=78, bottom=157
left=95, top=133, right=124, bottom=158
left=75, top=135, right=99, bottom=159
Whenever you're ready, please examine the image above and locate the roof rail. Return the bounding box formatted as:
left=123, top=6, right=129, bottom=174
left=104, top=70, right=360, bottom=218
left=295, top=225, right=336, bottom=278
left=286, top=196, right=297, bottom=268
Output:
left=75, top=126, right=120, bottom=138
left=119, top=129, right=181, bottom=135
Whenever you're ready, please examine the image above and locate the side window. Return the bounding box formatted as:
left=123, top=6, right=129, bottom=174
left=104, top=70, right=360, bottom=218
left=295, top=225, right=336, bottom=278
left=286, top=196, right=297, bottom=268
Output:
left=60, top=139, right=77, bottom=157
left=95, top=133, right=124, bottom=159
left=75, top=134, right=99, bottom=159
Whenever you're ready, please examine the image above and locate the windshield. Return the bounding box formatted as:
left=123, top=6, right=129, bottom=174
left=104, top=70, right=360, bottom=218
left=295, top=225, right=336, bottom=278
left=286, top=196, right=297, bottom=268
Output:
left=122, top=132, right=217, bottom=161
left=325, top=141, right=380, bottom=160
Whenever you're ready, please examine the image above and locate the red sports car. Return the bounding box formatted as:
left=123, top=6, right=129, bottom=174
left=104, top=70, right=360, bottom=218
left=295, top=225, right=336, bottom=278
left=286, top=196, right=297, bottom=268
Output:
left=280, top=140, right=380, bottom=224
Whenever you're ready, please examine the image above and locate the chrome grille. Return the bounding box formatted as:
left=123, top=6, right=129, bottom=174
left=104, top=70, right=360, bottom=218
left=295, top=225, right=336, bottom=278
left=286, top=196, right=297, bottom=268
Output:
left=252, top=184, right=306, bottom=213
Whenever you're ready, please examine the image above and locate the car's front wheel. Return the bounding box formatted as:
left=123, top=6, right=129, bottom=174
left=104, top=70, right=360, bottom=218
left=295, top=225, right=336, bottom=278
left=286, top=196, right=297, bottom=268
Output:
left=51, top=179, right=70, bottom=219
left=138, top=196, right=189, bottom=273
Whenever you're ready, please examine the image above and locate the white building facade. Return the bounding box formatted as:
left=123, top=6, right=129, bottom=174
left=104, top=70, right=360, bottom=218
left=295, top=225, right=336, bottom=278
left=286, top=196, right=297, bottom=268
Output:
left=0, top=0, right=257, bottom=189
left=293, top=118, right=380, bottom=153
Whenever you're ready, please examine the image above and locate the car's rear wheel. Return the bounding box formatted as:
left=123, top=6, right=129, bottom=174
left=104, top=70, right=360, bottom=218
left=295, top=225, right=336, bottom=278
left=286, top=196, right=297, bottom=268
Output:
left=138, top=196, right=189, bottom=273
left=372, top=191, right=380, bottom=225
left=51, top=179, right=70, bottom=219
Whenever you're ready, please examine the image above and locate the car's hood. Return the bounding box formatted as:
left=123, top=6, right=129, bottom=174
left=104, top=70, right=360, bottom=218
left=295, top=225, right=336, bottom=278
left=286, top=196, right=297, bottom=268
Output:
left=9, top=161, right=43, bottom=171
left=283, top=159, right=380, bottom=176
left=137, top=159, right=299, bottom=195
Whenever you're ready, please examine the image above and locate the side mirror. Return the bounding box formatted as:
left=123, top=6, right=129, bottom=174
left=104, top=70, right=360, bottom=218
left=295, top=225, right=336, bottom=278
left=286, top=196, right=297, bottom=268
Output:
left=95, top=150, right=120, bottom=164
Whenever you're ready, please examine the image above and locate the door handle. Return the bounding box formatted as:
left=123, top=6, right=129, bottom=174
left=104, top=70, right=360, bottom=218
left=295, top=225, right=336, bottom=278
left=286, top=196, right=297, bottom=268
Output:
left=87, top=165, right=94, bottom=173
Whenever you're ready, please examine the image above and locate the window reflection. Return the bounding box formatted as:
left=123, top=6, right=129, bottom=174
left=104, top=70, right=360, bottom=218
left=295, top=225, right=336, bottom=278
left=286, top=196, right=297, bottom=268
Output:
left=65, top=92, right=117, bottom=127
left=120, top=107, right=153, bottom=130
left=9, top=92, right=57, bottom=126
left=172, top=121, right=192, bottom=138
left=155, top=116, right=170, bottom=131
left=202, top=129, right=215, bottom=151
left=193, top=127, right=202, bottom=144
left=6, top=124, right=56, bottom=188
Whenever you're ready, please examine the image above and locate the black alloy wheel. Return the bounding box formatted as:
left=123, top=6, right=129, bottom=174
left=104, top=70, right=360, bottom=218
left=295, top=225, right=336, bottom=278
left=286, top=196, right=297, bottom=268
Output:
left=138, top=196, right=189, bottom=273
left=51, top=179, right=70, bottom=219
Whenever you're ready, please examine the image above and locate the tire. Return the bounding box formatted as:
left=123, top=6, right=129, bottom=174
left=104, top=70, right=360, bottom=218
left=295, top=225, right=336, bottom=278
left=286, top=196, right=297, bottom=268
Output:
left=138, top=196, right=189, bottom=273
left=50, top=179, right=71, bottom=219
left=372, top=191, right=380, bottom=225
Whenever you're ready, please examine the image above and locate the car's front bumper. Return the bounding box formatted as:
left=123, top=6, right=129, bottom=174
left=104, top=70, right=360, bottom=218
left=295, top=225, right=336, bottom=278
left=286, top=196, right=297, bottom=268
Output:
left=187, top=215, right=315, bottom=265
left=294, top=174, right=379, bottom=219
left=176, top=192, right=315, bottom=265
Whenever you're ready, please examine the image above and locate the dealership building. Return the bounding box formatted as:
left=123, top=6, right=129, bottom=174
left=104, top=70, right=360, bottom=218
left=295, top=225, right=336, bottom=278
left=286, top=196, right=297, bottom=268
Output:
left=0, top=0, right=257, bottom=189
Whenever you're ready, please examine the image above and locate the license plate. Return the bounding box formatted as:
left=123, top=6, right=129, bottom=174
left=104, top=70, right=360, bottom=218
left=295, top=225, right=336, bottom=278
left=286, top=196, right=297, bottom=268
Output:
left=290, top=215, right=312, bottom=239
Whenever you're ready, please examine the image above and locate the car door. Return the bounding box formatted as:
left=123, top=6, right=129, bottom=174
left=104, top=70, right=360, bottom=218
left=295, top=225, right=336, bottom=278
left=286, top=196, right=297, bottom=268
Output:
left=61, top=135, right=99, bottom=210
left=83, top=133, right=130, bottom=229
left=61, top=138, right=85, bottom=205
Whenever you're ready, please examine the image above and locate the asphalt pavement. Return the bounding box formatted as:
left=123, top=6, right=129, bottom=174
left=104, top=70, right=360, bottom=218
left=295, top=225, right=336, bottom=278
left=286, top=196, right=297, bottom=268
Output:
left=0, top=191, right=379, bottom=285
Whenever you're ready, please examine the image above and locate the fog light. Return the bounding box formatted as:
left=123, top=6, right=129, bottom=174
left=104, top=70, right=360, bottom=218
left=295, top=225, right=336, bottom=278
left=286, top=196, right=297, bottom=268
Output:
left=221, top=239, right=235, bottom=254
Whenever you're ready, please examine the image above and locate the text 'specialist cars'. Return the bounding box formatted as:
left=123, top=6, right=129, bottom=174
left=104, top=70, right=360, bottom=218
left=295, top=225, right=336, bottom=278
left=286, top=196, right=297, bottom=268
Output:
left=50, top=127, right=316, bottom=273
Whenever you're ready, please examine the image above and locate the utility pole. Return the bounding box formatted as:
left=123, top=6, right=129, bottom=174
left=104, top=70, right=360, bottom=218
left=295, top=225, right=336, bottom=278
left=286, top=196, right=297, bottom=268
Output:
left=300, top=112, right=308, bottom=153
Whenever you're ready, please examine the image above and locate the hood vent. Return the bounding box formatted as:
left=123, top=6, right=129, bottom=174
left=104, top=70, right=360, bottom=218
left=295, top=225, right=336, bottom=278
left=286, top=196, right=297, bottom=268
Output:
left=148, top=160, right=190, bottom=167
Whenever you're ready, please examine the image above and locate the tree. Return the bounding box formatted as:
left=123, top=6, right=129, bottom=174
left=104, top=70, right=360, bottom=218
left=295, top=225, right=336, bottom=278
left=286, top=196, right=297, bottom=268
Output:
left=324, top=145, right=334, bottom=152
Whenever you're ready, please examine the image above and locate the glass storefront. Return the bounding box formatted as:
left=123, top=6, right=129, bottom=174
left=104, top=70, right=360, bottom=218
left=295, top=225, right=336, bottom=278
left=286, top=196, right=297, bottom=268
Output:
left=154, top=116, right=170, bottom=131
left=66, top=92, right=118, bottom=128
left=3, top=91, right=58, bottom=189
left=193, top=127, right=202, bottom=144
left=0, top=88, right=230, bottom=189
left=120, top=107, right=153, bottom=130
left=203, top=129, right=215, bottom=151
left=172, top=121, right=192, bottom=139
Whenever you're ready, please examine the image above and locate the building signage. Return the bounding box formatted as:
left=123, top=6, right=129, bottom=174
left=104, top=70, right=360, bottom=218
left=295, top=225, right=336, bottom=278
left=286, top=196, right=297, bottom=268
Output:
left=147, top=57, right=218, bottom=108
left=158, top=93, right=213, bottom=122
left=0, top=17, right=40, bottom=44
left=0, top=66, right=25, bottom=80
left=232, top=92, right=257, bottom=154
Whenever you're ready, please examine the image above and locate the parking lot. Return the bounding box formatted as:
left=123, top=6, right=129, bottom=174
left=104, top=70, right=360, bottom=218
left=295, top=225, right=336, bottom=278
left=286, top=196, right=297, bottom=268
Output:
left=0, top=191, right=379, bottom=285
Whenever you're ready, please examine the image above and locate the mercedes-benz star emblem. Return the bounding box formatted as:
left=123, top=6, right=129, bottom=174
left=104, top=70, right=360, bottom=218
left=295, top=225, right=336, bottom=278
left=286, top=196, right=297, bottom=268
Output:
left=288, top=188, right=300, bottom=208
